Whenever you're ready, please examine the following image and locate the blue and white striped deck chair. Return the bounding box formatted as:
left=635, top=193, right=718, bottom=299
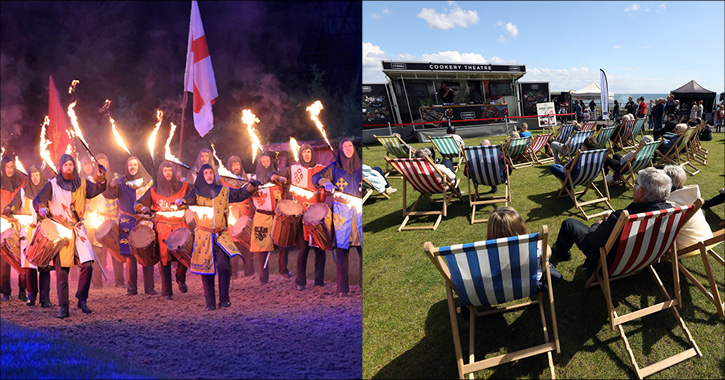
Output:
left=430, top=135, right=463, bottom=173
left=557, top=148, right=615, bottom=220
left=564, top=130, right=594, bottom=161
left=374, top=134, right=414, bottom=179
left=555, top=124, right=575, bottom=143
left=423, top=227, right=560, bottom=379
left=503, top=136, right=533, bottom=169
left=463, top=145, right=511, bottom=224
left=594, top=126, right=616, bottom=151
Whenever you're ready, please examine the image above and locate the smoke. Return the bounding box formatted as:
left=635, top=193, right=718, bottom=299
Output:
left=0, top=53, right=29, bottom=149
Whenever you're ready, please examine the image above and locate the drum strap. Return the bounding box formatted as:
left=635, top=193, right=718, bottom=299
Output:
left=256, top=210, right=274, bottom=216
left=197, top=225, right=226, bottom=234
left=119, top=210, right=135, bottom=217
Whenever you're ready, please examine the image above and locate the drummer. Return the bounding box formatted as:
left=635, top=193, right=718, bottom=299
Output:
left=1, top=155, right=26, bottom=302
left=185, top=148, right=217, bottom=185
left=80, top=156, right=107, bottom=291
left=219, top=155, right=255, bottom=278
left=33, top=154, right=107, bottom=318
left=105, top=157, right=157, bottom=296
left=175, top=164, right=259, bottom=310
left=312, top=139, right=362, bottom=298
left=4, top=164, right=52, bottom=307
left=250, top=152, right=283, bottom=284
left=135, top=160, right=191, bottom=300
left=274, top=144, right=327, bottom=290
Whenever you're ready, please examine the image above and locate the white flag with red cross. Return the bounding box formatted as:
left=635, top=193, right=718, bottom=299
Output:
left=184, top=0, right=218, bottom=137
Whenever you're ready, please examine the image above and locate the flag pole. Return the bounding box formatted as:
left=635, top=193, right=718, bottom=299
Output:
left=178, top=91, right=187, bottom=161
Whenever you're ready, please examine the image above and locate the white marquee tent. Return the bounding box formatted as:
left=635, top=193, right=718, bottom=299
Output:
left=571, top=81, right=614, bottom=101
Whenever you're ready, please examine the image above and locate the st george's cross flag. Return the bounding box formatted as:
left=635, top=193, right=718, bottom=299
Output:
left=184, top=0, right=218, bottom=137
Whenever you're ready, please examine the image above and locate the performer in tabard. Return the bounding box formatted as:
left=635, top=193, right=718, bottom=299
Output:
left=185, top=148, right=217, bottom=185
left=0, top=155, right=26, bottom=302
left=135, top=160, right=191, bottom=300
left=105, top=156, right=156, bottom=296
left=219, top=155, right=255, bottom=277
left=274, top=144, right=327, bottom=290
left=33, top=154, right=107, bottom=318
left=92, top=153, right=126, bottom=288
left=249, top=152, right=284, bottom=284
left=312, top=139, right=362, bottom=297
left=175, top=164, right=258, bottom=310
left=4, top=164, right=52, bottom=307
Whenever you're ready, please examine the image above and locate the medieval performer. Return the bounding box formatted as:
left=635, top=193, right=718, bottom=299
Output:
left=249, top=152, right=284, bottom=284
left=0, top=155, right=26, bottom=302
left=219, top=155, right=255, bottom=277
left=92, top=153, right=126, bottom=288
left=185, top=148, right=217, bottom=185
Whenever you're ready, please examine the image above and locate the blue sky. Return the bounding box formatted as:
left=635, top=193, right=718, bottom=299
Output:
left=363, top=1, right=724, bottom=94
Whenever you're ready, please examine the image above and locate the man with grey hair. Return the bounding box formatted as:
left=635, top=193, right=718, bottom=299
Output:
left=551, top=167, right=673, bottom=278
left=663, top=165, right=713, bottom=249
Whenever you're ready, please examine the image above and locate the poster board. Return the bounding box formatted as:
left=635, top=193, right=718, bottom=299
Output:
left=536, top=102, right=556, bottom=128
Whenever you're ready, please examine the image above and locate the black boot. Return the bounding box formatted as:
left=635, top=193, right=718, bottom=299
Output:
left=57, top=305, right=70, bottom=319
left=26, top=297, right=36, bottom=306
left=77, top=300, right=92, bottom=314
left=18, top=290, right=27, bottom=302
left=177, top=281, right=188, bottom=293
left=41, top=301, right=53, bottom=308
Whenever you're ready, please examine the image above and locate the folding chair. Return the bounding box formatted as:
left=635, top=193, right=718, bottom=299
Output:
left=525, top=133, right=554, bottom=164
left=613, top=120, right=635, bottom=151
left=557, top=149, right=614, bottom=220
left=581, top=121, right=597, bottom=131
left=655, top=127, right=700, bottom=176
left=585, top=201, right=704, bottom=379
left=563, top=130, right=594, bottom=161
left=424, top=227, right=560, bottom=380
left=430, top=135, right=463, bottom=173
left=686, top=124, right=707, bottom=165
left=463, top=145, right=511, bottom=224
left=624, top=118, right=646, bottom=149
left=617, top=139, right=661, bottom=188
left=386, top=156, right=463, bottom=231
left=503, top=136, right=533, bottom=169
left=594, top=126, right=616, bottom=150
left=555, top=124, right=575, bottom=144
left=362, top=177, right=389, bottom=203
left=675, top=228, right=725, bottom=317
left=374, top=134, right=414, bottom=179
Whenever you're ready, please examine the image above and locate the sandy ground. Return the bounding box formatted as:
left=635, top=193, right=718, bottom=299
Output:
left=0, top=253, right=362, bottom=379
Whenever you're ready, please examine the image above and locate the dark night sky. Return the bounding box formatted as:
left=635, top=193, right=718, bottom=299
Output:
left=0, top=1, right=361, bottom=173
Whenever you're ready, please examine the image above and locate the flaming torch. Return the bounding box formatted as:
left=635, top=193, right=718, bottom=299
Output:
left=67, top=101, right=98, bottom=163
left=289, top=137, right=301, bottom=163
left=164, top=122, right=189, bottom=169
left=0, top=147, right=4, bottom=162
left=242, top=110, right=264, bottom=162
left=306, top=100, right=333, bottom=151
left=109, top=116, right=131, bottom=155
left=147, top=109, right=163, bottom=170
left=39, top=116, right=57, bottom=174
left=68, top=80, right=80, bottom=94
left=211, top=142, right=244, bottom=181
left=14, top=157, right=28, bottom=176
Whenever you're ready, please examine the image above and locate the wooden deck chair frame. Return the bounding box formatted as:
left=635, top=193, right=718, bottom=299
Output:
left=423, top=226, right=560, bottom=380
left=503, top=136, right=533, bottom=169
left=430, top=135, right=463, bottom=173
left=525, top=133, right=555, bottom=165
left=563, top=130, right=594, bottom=162
left=686, top=124, right=707, bottom=165
left=619, top=139, right=662, bottom=189
left=585, top=200, right=704, bottom=379
left=362, top=177, right=389, bottom=204
left=581, top=121, right=597, bottom=131
left=655, top=127, right=700, bottom=176
left=623, top=118, right=646, bottom=150
left=675, top=228, right=725, bottom=318
left=374, top=134, right=415, bottom=179
left=594, top=126, right=616, bottom=151
left=463, top=145, right=512, bottom=224
left=386, top=156, right=463, bottom=231
left=557, top=149, right=614, bottom=220
left=613, top=119, right=636, bottom=151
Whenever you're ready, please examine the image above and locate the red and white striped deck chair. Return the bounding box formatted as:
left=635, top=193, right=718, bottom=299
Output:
left=622, top=118, right=646, bottom=150
left=375, top=134, right=414, bottom=179
left=581, top=121, right=597, bottom=131
left=386, top=156, right=463, bottom=231
left=557, top=149, right=615, bottom=220
left=424, top=226, right=560, bottom=379
left=585, top=200, right=703, bottom=379
left=613, top=119, right=635, bottom=150
left=675, top=228, right=725, bottom=317
left=524, top=133, right=554, bottom=164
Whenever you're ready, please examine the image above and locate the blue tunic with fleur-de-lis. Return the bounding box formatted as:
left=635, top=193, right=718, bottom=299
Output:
left=312, top=163, right=362, bottom=250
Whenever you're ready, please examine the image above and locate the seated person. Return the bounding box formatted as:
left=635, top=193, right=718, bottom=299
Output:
left=549, top=136, right=598, bottom=181
left=414, top=148, right=457, bottom=188
left=518, top=123, right=532, bottom=138
left=551, top=167, right=674, bottom=278
left=444, top=125, right=466, bottom=148
left=473, top=139, right=512, bottom=194
left=479, top=139, right=491, bottom=147
left=549, top=122, right=582, bottom=164
left=702, top=188, right=725, bottom=210
left=658, top=123, right=687, bottom=154
left=653, top=113, right=677, bottom=140
left=663, top=165, right=713, bottom=249
left=699, top=122, right=712, bottom=141
left=362, top=164, right=397, bottom=195
left=603, top=135, right=654, bottom=184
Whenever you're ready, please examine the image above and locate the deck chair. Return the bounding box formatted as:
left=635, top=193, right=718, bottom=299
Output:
left=618, top=139, right=661, bottom=188
left=563, top=130, right=594, bottom=161
left=424, top=227, right=560, bottom=380
left=594, top=126, right=616, bottom=150
left=581, top=121, right=597, bottom=131
left=362, top=177, right=389, bottom=203
left=555, top=124, right=575, bottom=144
left=613, top=119, right=635, bottom=150
left=503, top=136, right=533, bottom=169
left=525, top=133, right=555, bottom=164
left=430, top=135, right=463, bottom=173
left=386, top=156, right=463, bottom=231
left=655, top=127, right=700, bottom=176
left=686, top=124, right=707, bottom=165
left=623, top=118, right=646, bottom=149
left=585, top=201, right=704, bottom=379
left=557, top=149, right=614, bottom=220
left=375, top=134, right=414, bottom=179
left=675, top=228, right=725, bottom=318
left=463, top=145, right=511, bottom=224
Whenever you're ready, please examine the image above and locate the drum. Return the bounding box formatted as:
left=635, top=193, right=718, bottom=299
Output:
left=302, top=203, right=333, bottom=250
left=164, top=227, right=192, bottom=269
left=128, top=224, right=159, bottom=266
left=25, top=218, right=73, bottom=268
left=271, top=200, right=304, bottom=247
left=0, top=228, right=22, bottom=273
left=230, top=217, right=252, bottom=249
left=184, top=208, right=196, bottom=231
left=94, top=219, right=125, bottom=263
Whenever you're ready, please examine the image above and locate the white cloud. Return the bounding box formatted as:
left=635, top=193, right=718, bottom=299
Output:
left=625, top=3, right=640, bottom=13
left=362, top=42, right=387, bottom=82
left=383, top=7, right=392, bottom=16
left=611, top=67, right=632, bottom=71
left=614, top=45, right=622, bottom=49
left=658, top=3, right=666, bottom=11
left=397, top=53, right=417, bottom=61
left=371, top=7, right=392, bottom=19
left=495, top=21, right=519, bottom=43
left=417, top=2, right=479, bottom=30
left=420, top=51, right=487, bottom=63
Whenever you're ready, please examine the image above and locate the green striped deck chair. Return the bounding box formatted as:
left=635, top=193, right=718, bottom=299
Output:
left=374, top=134, right=414, bottom=179
left=623, top=118, right=646, bottom=150
left=594, top=126, right=615, bottom=150
left=430, top=135, right=463, bottom=173
left=687, top=124, right=707, bottom=165
left=618, top=139, right=661, bottom=188
left=503, top=136, right=533, bottom=169
left=656, top=127, right=700, bottom=176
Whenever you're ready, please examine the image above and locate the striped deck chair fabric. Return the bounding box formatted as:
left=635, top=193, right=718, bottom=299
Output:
left=615, top=119, right=635, bottom=149
left=464, top=145, right=511, bottom=224
left=558, top=149, right=614, bottom=220
left=568, top=149, right=607, bottom=187
left=585, top=202, right=702, bottom=378
left=619, top=139, right=660, bottom=188
left=565, top=130, right=594, bottom=159
left=504, top=136, right=532, bottom=168
left=630, top=118, right=645, bottom=142
left=581, top=121, right=597, bottom=131
left=556, top=124, right=575, bottom=143
left=525, top=133, right=554, bottom=164
left=375, top=134, right=412, bottom=179
left=595, top=126, right=615, bottom=150
left=430, top=135, right=462, bottom=171
left=657, top=127, right=700, bottom=175
left=389, top=157, right=448, bottom=194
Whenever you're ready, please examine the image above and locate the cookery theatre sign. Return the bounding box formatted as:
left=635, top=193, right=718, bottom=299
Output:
left=382, top=61, right=526, bottom=73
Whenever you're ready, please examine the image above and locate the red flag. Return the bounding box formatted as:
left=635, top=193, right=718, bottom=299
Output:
left=184, top=0, right=218, bottom=137
left=48, top=75, right=73, bottom=164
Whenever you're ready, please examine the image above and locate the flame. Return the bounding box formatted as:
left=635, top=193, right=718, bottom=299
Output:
left=68, top=79, right=79, bottom=94
left=290, top=137, right=300, bottom=162
left=163, top=122, right=185, bottom=166
left=306, top=100, right=333, bottom=151
left=0, top=147, right=4, bottom=162
left=67, top=101, right=91, bottom=156
left=210, top=142, right=243, bottom=180
left=66, top=144, right=74, bottom=155
left=14, top=157, right=28, bottom=176
left=39, top=116, right=57, bottom=173
left=189, top=205, right=215, bottom=221
left=228, top=210, right=238, bottom=227
left=333, top=191, right=363, bottom=214
left=109, top=116, right=131, bottom=155
left=242, top=110, right=264, bottom=162
left=13, top=214, right=34, bottom=228
left=156, top=210, right=186, bottom=219
left=56, top=223, right=74, bottom=240
left=84, top=211, right=104, bottom=229
left=289, top=185, right=315, bottom=199
left=102, top=99, right=112, bottom=112
left=0, top=217, right=11, bottom=234
left=147, top=109, right=163, bottom=165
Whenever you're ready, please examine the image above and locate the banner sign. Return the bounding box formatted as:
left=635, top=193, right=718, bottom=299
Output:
left=600, top=69, right=609, bottom=120
left=382, top=61, right=526, bottom=73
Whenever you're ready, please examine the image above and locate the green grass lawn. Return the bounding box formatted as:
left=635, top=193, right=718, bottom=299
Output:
left=362, top=128, right=725, bottom=379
